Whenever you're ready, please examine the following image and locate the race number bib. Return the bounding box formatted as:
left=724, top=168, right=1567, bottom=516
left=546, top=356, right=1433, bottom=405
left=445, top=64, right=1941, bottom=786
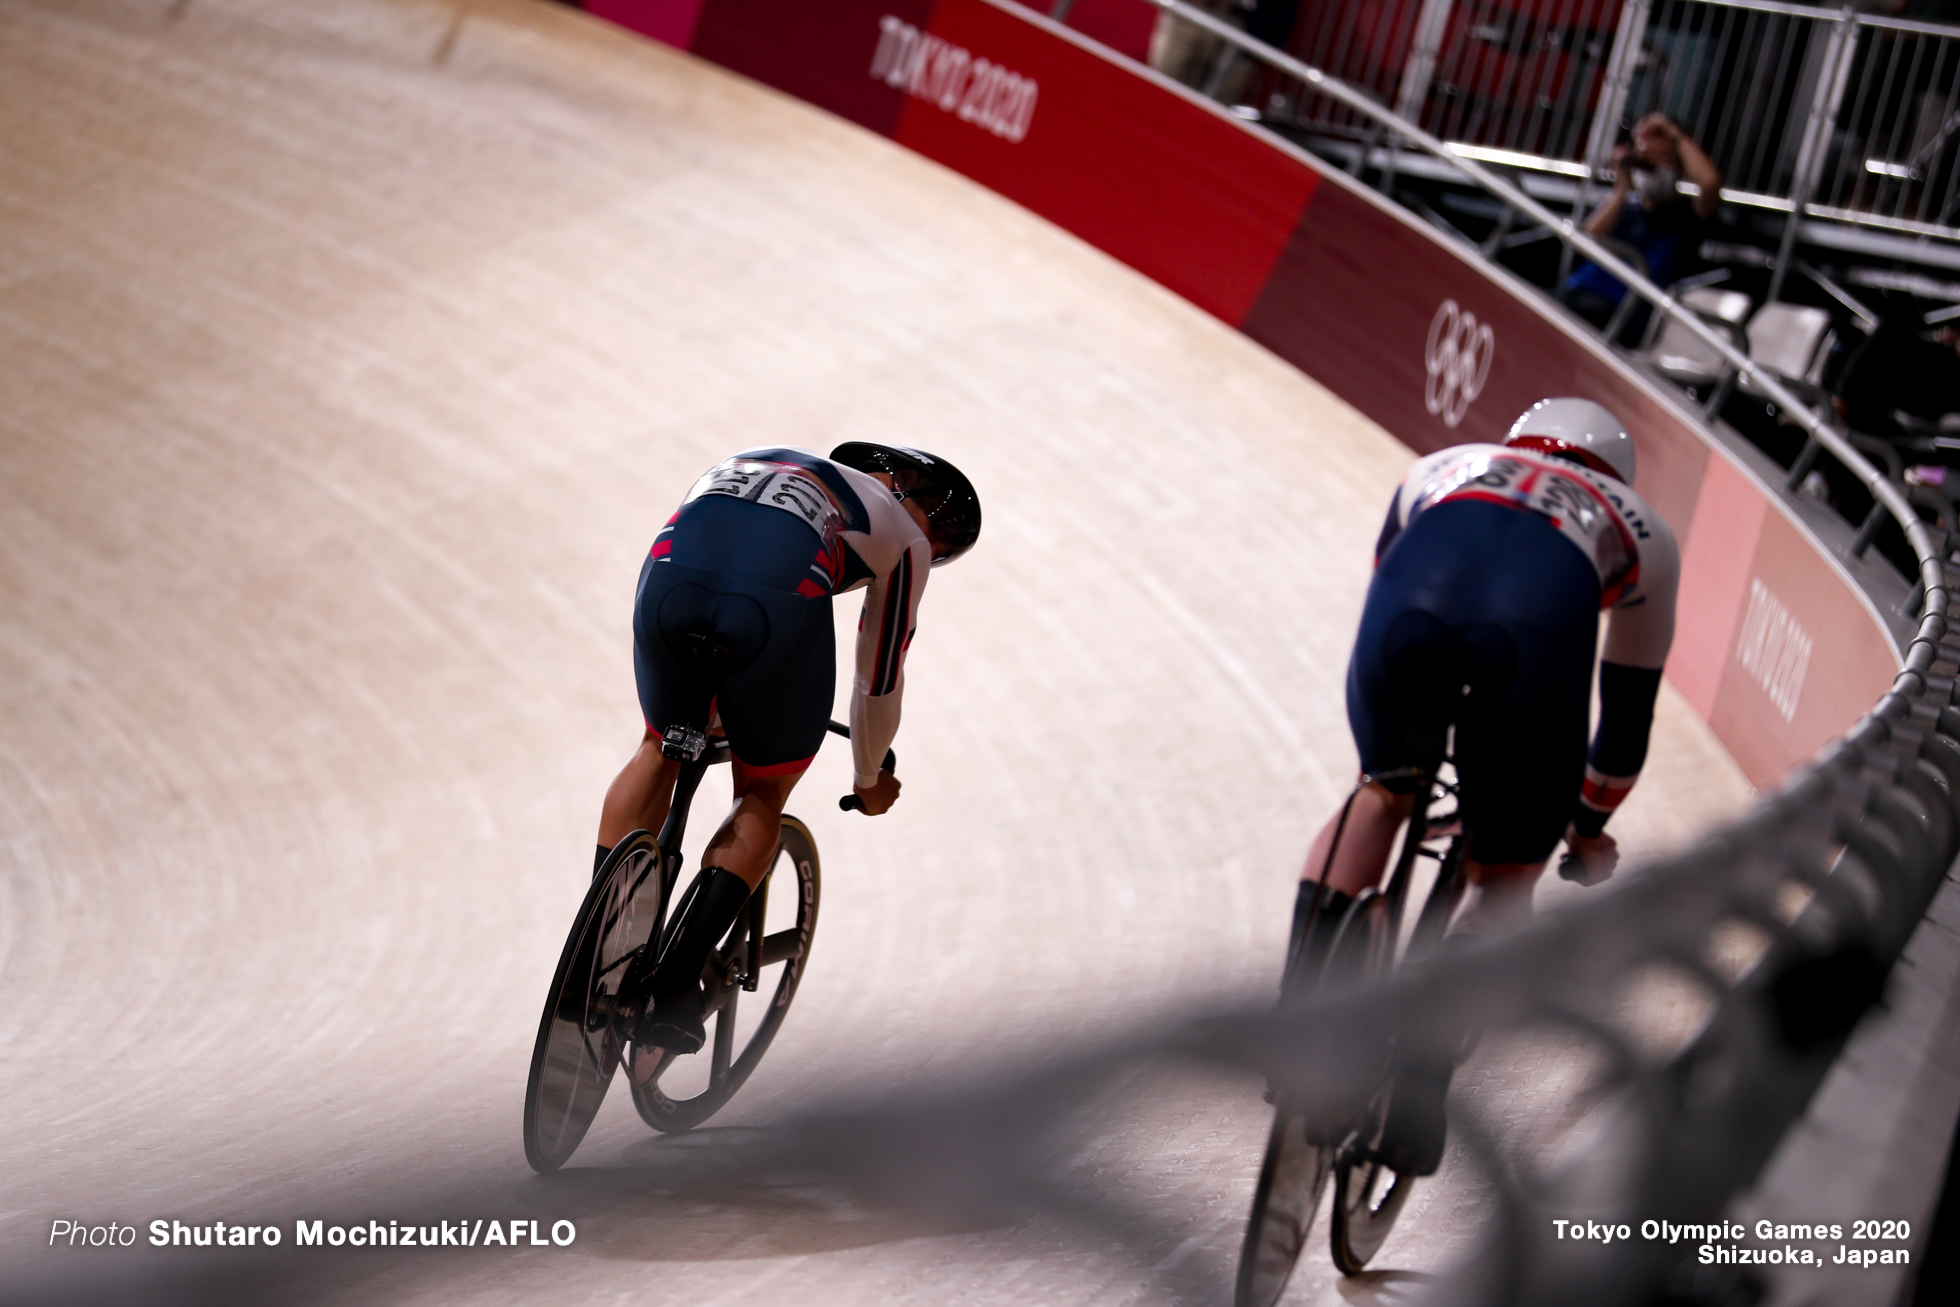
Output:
left=684, top=459, right=848, bottom=544
left=1412, top=451, right=1638, bottom=604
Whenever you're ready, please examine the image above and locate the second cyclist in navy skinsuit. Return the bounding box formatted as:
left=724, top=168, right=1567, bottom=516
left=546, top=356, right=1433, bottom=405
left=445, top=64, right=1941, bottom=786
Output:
left=1289, top=397, right=1680, bottom=1176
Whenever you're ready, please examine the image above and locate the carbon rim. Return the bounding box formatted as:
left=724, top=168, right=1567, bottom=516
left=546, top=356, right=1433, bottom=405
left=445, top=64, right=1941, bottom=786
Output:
left=627, top=815, right=820, bottom=1133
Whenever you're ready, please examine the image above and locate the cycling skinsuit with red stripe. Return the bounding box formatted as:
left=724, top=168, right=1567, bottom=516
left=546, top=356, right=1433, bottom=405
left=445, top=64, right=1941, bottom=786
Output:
left=1351, top=444, right=1679, bottom=863
left=632, top=446, right=931, bottom=781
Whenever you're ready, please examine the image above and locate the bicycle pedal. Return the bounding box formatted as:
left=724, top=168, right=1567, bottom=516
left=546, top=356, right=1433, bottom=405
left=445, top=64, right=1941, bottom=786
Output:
left=660, top=724, right=708, bottom=762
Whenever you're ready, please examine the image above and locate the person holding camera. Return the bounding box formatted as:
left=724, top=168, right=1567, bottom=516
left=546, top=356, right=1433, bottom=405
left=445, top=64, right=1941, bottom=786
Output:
left=1562, top=113, right=1723, bottom=338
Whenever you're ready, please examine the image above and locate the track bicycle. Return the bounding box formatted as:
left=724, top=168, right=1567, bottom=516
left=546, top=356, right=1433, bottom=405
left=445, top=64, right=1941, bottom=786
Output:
left=522, top=720, right=888, bottom=1172
left=1236, top=762, right=1472, bottom=1307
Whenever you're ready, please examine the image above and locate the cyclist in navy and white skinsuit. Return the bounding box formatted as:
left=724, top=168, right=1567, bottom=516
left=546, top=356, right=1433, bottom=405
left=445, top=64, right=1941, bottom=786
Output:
left=594, top=442, right=981, bottom=1053
left=1288, top=397, right=1679, bottom=1175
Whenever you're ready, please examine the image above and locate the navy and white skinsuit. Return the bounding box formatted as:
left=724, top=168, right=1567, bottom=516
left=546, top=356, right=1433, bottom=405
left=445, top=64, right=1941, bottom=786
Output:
left=633, top=446, right=930, bottom=788
left=1352, top=444, right=1680, bottom=864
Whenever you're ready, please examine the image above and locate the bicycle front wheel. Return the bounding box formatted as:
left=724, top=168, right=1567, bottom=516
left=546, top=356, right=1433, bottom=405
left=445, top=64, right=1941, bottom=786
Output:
left=1329, top=828, right=1469, bottom=1273
left=522, top=831, right=666, bottom=1173
left=1330, top=1149, right=1414, bottom=1274
left=1237, top=1109, right=1339, bottom=1307
left=1238, top=889, right=1390, bottom=1307
left=628, top=815, right=820, bottom=1132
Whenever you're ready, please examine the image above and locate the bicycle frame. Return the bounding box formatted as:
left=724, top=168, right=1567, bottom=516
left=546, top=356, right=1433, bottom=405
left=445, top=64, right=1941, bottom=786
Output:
left=1310, top=762, right=1470, bottom=966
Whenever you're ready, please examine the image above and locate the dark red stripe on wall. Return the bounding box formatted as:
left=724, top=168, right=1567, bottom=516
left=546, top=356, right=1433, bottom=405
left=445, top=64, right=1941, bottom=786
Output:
left=589, top=0, right=709, bottom=50
left=1057, top=0, right=1154, bottom=63
left=630, top=0, right=937, bottom=136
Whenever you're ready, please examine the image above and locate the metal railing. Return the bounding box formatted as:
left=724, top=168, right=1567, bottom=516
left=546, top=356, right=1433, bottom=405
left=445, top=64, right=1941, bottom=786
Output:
left=1198, top=0, right=1960, bottom=252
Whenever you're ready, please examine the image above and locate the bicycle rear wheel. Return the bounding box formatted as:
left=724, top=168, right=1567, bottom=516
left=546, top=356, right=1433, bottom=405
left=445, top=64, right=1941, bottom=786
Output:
left=523, top=830, right=666, bottom=1173
left=1237, top=889, right=1390, bottom=1307
left=628, top=815, right=820, bottom=1133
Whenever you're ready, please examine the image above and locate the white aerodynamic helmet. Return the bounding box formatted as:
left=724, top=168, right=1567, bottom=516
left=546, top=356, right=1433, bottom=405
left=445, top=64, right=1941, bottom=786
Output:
left=1504, top=397, right=1635, bottom=484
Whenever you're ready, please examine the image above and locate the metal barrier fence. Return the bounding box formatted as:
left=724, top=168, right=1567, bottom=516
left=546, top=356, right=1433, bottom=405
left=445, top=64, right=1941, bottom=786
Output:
left=639, top=8, right=1960, bottom=1305
left=1207, top=0, right=1960, bottom=249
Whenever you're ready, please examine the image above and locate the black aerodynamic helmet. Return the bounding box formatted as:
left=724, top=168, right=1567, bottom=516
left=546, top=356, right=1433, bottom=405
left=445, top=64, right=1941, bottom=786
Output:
left=829, top=441, right=981, bottom=566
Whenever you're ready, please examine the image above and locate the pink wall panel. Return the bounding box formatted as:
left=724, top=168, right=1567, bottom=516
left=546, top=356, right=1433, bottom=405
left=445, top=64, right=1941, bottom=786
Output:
left=1671, top=454, right=1768, bottom=720
left=1711, top=508, right=1901, bottom=784
left=1240, top=182, right=1714, bottom=531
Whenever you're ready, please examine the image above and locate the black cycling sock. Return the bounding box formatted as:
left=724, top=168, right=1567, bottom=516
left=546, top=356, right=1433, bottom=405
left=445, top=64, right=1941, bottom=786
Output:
left=651, top=867, right=752, bottom=1001
left=1282, top=882, right=1355, bottom=998
left=594, top=843, right=613, bottom=879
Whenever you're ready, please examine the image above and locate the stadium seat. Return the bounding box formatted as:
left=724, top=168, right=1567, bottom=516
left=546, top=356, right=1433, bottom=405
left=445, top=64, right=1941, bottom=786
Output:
left=1640, top=286, right=1752, bottom=400
left=1738, top=303, right=1836, bottom=406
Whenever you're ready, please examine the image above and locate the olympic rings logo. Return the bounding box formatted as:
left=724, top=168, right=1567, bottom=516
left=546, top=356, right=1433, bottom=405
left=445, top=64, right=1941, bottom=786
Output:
left=1424, top=299, right=1494, bottom=429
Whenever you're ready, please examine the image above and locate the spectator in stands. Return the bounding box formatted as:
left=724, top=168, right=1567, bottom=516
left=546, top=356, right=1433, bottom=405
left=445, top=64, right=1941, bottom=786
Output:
left=1562, top=113, right=1723, bottom=341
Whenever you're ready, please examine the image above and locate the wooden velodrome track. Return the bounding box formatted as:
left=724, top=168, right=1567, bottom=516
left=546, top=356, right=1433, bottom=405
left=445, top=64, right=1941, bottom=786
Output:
left=0, top=0, right=1755, bottom=1301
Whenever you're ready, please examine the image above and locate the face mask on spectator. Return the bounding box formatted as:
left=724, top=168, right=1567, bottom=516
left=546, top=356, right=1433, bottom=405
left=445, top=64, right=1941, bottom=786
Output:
left=1634, top=166, right=1678, bottom=206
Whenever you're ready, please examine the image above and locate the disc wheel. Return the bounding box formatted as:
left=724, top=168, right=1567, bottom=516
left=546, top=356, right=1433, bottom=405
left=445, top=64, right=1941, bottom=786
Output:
left=522, top=830, right=666, bottom=1173
left=628, top=815, right=820, bottom=1133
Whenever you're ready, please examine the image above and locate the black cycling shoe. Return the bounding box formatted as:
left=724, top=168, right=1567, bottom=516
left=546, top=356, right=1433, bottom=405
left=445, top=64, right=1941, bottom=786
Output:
left=1372, top=1055, right=1453, bottom=1176
left=635, top=987, right=708, bottom=1054
left=631, top=866, right=751, bottom=1055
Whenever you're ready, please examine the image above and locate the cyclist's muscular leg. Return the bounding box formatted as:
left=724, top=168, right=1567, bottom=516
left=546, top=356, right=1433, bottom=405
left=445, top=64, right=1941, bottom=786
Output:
left=1301, top=779, right=1414, bottom=895
left=703, top=761, right=808, bottom=889
left=598, top=728, right=685, bottom=851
